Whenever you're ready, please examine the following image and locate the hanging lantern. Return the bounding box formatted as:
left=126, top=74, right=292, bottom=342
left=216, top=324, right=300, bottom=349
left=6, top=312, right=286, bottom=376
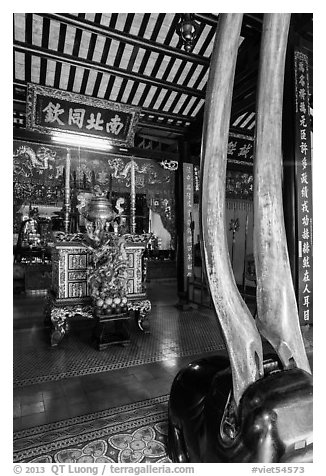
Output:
left=176, top=14, right=200, bottom=52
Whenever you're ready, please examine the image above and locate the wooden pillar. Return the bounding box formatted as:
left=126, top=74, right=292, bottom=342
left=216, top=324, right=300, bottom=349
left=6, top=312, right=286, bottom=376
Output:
left=254, top=14, right=311, bottom=374
left=200, top=14, right=263, bottom=405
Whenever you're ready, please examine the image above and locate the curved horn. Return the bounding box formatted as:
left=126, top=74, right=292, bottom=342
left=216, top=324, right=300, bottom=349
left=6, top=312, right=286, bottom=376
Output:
left=254, top=14, right=311, bottom=374
left=200, top=14, right=264, bottom=405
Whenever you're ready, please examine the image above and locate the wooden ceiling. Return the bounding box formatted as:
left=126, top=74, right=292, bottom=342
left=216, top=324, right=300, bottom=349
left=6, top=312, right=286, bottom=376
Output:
left=13, top=13, right=313, bottom=152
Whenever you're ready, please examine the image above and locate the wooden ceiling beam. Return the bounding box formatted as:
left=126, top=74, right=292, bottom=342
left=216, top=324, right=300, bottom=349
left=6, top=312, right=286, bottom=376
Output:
left=13, top=81, right=195, bottom=124
left=195, top=13, right=263, bottom=37
left=194, top=13, right=219, bottom=26
left=23, top=14, right=33, bottom=84
left=39, top=13, right=210, bottom=67
left=232, top=74, right=257, bottom=102
left=136, top=133, right=178, bottom=146
left=234, top=60, right=259, bottom=88
left=293, top=13, right=313, bottom=39
left=141, top=110, right=194, bottom=123
left=184, top=109, right=204, bottom=142
left=231, top=93, right=256, bottom=118
left=14, top=41, right=205, bottom=99
left=39, top=16, right=50, bottom=85
left=138, top=120, right=185, bottom=135
left=241, top=13, right=263, bottom=33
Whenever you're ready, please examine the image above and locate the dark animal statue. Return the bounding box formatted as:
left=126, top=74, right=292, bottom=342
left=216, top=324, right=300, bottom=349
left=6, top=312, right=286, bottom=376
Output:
left=168, top=355, right=312, bottom=463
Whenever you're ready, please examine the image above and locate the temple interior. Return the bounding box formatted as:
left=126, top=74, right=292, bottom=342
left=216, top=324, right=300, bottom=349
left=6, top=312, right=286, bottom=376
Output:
left=12, top=13, right=313, bottom=465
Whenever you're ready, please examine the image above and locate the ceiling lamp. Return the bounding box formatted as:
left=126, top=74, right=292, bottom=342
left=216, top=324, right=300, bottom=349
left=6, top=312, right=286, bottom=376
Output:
left=51, top=132, right=113, bottom=151
left=177, top=14, right=199, bottom=52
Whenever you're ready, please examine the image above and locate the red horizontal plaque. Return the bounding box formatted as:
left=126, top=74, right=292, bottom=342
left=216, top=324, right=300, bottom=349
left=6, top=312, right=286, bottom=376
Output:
left=26, top=84, right=141, bottom=147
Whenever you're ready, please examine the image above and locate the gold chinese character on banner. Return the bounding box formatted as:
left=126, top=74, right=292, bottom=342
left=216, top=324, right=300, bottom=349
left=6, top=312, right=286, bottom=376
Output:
left=106, top=114, right=124, bottom=135
left=227, top=141, right=237, bottom=155
left=300, top=142, right=308, bottom=155
left=302, top=215, right=309, bottom=226
left=301, top=186, right=308, bottom=199
left=86, top=112, right=104, bottom=131
left=68, top=108, right=86, bottom=129
left=301, top=201, right=309, bottom=213
left=303, top=270, right=310, bottom=282
left=298, top=74, right=306, bottom=87
left=43, top=102, right=65, bottom=125
left=301, top=172, right=308, bottom=184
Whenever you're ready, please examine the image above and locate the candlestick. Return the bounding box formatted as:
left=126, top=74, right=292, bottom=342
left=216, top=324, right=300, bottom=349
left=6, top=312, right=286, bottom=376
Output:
left=108, top=173, right=113, bottom=201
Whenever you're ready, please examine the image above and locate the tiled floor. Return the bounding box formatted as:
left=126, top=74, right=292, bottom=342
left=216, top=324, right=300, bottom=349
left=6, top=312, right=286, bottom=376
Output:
left=13, top=278, right=313, bottom=433
left=13, top=279, right=226, bottom=432
left=13, top=305, right=226, bottom=387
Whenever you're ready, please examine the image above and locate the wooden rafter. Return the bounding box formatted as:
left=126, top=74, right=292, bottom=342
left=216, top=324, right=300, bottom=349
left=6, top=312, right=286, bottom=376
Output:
left=14, top=41, right=205, bottom=98
left=39, top=13, right=210, bottom=66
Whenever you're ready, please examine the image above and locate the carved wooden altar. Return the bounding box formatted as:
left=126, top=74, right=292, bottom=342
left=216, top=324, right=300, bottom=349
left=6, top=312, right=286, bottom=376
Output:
left=45, top=149, right=151, bottom=347
left=45, top=233, right=151, bottom=347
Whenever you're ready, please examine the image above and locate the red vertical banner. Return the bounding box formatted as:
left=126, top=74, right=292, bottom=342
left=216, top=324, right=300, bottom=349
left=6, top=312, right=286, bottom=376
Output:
left=294, top=50, right=313, bottom=324
left=183, top=163, right=194, bottom=288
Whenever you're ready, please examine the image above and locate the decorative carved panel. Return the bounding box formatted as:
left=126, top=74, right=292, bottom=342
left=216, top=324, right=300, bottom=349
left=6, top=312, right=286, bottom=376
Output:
left=52, top=243, right=90, bottom=304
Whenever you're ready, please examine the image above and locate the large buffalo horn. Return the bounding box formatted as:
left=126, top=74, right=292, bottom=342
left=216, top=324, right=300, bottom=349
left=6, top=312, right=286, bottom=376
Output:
left=200, top=13, right=264, bottom=406
left=254, top=14, right=311, bottom=374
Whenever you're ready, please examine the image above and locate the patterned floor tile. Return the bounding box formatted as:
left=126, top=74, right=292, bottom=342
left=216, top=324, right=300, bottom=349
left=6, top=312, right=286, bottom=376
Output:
left=14, top=304, right=226, bottom=387
left=13, top=395, right=170, bottom=463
